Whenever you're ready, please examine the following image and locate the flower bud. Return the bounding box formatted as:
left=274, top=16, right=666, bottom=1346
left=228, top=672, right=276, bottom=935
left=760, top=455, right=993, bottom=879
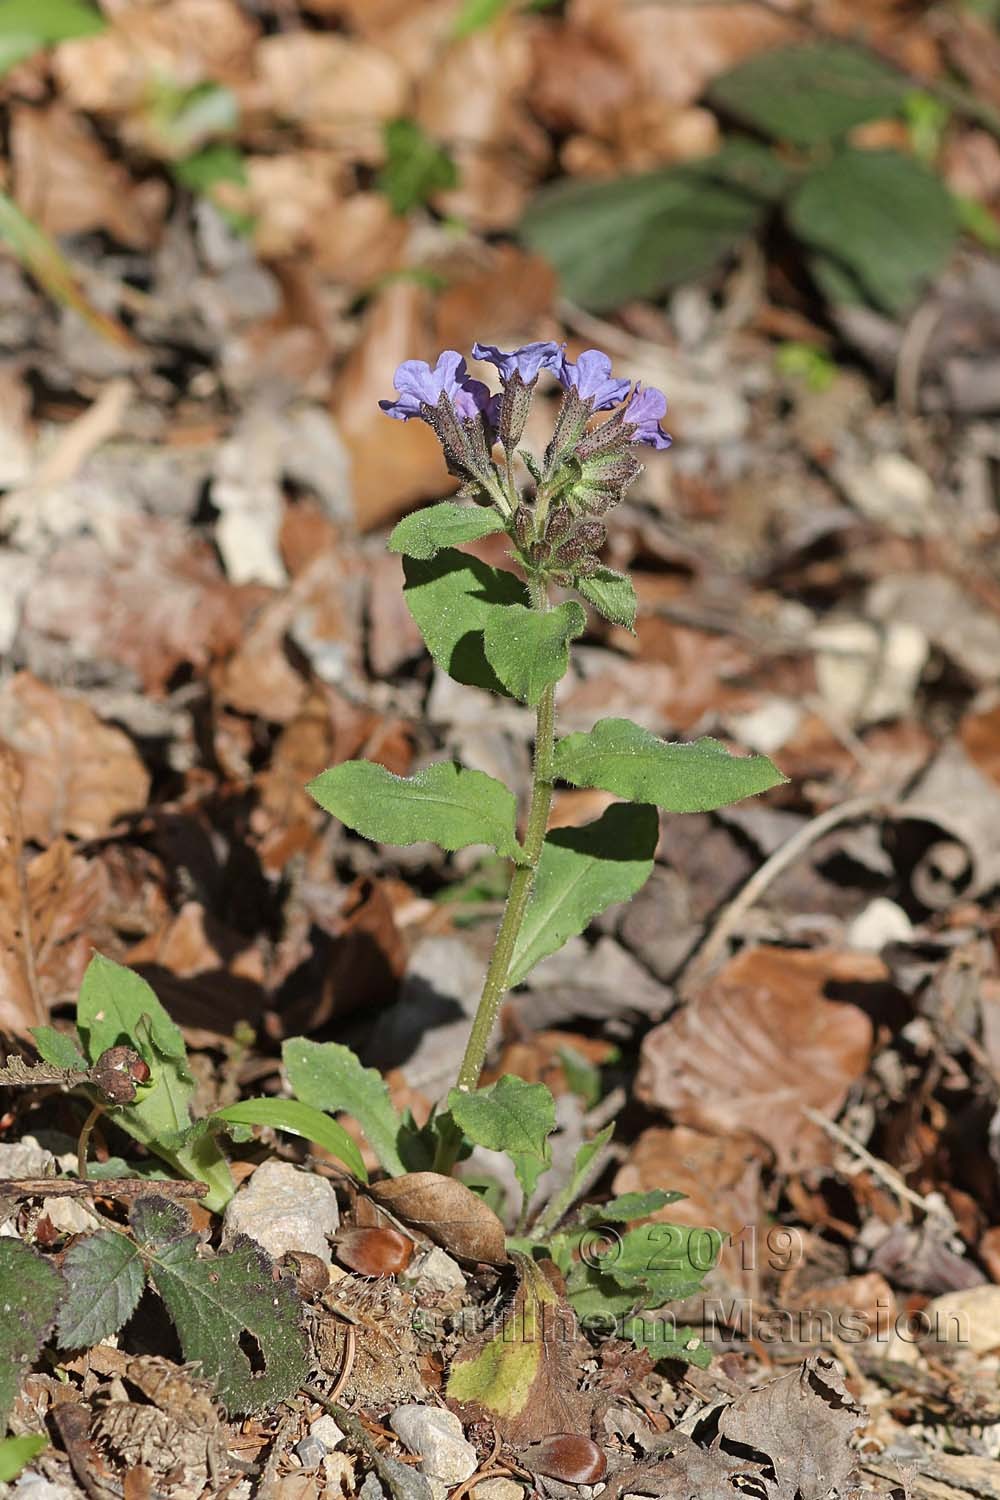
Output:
left=512, top=505, right=535, bottom=550
left=543, top=504, right=573, bottom=548
left=575, top=554, right=599, bottom=578
left=553, top=533, right=589, bottom=567
left=498, top=371, right=533, bottom=452
left=575, top=520, right=606, bottom=551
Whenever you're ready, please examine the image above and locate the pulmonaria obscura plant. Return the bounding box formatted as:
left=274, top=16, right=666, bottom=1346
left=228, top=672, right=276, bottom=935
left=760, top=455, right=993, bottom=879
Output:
left=309, top=341, right=786, bottom=1151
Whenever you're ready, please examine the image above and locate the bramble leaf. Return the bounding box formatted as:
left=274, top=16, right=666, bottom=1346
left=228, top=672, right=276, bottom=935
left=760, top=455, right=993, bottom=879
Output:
left=308, top=760, right=524, bottom=862
left=575, top=567, right=637, bottom=631
left=507, top=803, right=658, bottom=987
left=552, top=719, right=786, bottom=811
left=132, top=1197, right=308, bottom=1415
left=283, top=1038, right=406, bottom=1177
left=210, top=1097, right=368, bottom=1181
left=483, top=602, right=586, bottom=706
left=403, top=549, right=528, bottom=694
left=389, top=502, right=507, bottom=560
left=56, top=1231, right=145, bottom=1348
left=0, top=1240, right=64, bottom=1431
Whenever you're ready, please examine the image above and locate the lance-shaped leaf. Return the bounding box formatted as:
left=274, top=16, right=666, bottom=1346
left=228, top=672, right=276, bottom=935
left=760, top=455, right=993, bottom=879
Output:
left=507, top=803, right=658, bottom=987
left=308, top=760, right=523, bottom=862
left=0, top=1240, right=64, bottom=1429
left=553, top=718, right=786, bottom=811
left=483, top=602, right=586, bottom=706
left=283, top=1038, right=406, bottom=1178
left=0, top=1434, right=48, bottom=1483
left=209, top=1098, right=368, bottom=1181
left=448, top=1075, right=557, bottom=1202
left=575, top=567, right=637, bottom=631
left=447, top=1251, right=589, bottom=1443
left=388, top=502, right=506, bottom=560
left=403, top=549, right=528, bottom=694
left=56, top=1230, right=145, bottom=1348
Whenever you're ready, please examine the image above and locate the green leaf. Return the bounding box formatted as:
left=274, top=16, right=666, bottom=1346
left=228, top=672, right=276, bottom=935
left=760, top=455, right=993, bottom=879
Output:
left=0, top=1240, right=63, bottom=1431
left=582, top=1189, right=683, bottom=1223
left=483, top=602, right=585, bottom=706
left=307, top=760, right=523, bottom=862
left=389, top=502, right=507, bottom=560
left=56, top=1231, right=145, bottom=1348
left=448, top=1075, right=556, bottom=1160
left=403, top=548, right=528, bottom=694
left=452, top=0, right=507, bottom=36
left=283, top=1038, right=406, bottom=1178
left=378, top=118, right=459, bottom=215
left=172, top=144, right=252, bottom=234
left=0, top=0, right=104, bottom=38
left=30, top=1025, right=87, bottom=1071
left=132, top=1197, right=308, bottom=1415
left=0, top=1434, right=48, bottom=1483
left=507, top=803, right=658, bottom=987
left=710, top=42, right=908, bottom=147
left=622, top=1316, right=712, bottom=1369
left=575, top=567, right=637, bottom=631
left=531, top=1123, right=614, bottom=1236
left=788, top=148, right=958, bottom=315
left=520, top=144, right=789, bottom=311
left=210, top=1098, right=368, bottom=1183
left=552, top=719, right=786, bottom=811
left=600, top=1222, right=723, bottom=1304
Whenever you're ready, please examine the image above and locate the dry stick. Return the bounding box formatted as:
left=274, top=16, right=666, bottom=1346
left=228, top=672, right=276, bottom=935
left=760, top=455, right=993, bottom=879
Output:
left=802, top=1107, right=952, bottom=1223
left=0, top=1177, right=209, bottom=1199
left=684, top=795, right=883, bottom=988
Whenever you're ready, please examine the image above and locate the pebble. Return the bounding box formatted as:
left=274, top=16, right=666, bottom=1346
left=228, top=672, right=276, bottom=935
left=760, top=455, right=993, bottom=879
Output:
left=846, top=898, right=913, bottom=952
left=222, top=1160, right=339, bottom=1266
left=310, top=1414, right=346, bottom=1451
left=472, top=1480, right=525, bottom=1500
left=405, top=1246, right=466, bottom=1293
left=294, top=1435, right=327, bottom=1469
left=389, top=1405, right=478, bottom=1486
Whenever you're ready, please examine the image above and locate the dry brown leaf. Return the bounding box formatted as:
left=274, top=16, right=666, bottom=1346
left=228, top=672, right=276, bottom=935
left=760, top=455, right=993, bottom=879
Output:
left=0, top=747, right=46, bottom=1030
left=244, top=153, right=345, bottom=262
left=636, top=947, right=881, bottom=1171
left=0, top=673, right=150, bottom=846
left=434, top=244, right=557, bottom=356
left=24, top=515, right=265, bottom=694
left=369, top=1172, right=508, bottom=1266
left=612, top=1125, right=762, bottom=1238
left=961, top=703, right=1000, bottom=788
left=10, top=103, right=166, bottom=250
left=248, top=34, right=406, bottom=159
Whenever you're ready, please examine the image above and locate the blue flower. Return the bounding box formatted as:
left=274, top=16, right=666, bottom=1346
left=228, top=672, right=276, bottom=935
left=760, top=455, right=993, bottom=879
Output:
left=623, top=384, right=672, bottom=450
left=471, top=340, right=565, bottom=384
left=379, top=351, right=494, bottom=423
left=557, top=349, right=631, bottom=411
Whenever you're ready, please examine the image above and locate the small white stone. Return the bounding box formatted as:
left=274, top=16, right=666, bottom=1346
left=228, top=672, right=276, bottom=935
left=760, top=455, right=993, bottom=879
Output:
left=390, top=1405, right=478, bottom=1487
left=222, top=1160, right=339, bottom=1266
left=310, top=1414, right=347, bottom=1451
left=407, top=1246, right=466, bottom=1293
left=846, top=898, right=913, bottom=952
left=472, top=1479, right=525, bottom=1500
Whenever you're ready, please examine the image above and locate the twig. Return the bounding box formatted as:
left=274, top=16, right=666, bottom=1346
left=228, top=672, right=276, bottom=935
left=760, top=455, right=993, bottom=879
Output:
left=802, top=1107, right=952, bottom=1221
left=327, top=1324, right=357, bottom=1406
left=0, top=1177, right=209, bottom=1199
left=684, top=795, right=883, bottom=986
left=0, top=1056, right=91, bottom=1089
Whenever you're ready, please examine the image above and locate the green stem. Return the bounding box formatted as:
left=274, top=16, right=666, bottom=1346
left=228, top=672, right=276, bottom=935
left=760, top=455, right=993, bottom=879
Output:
left=434, top=577, right=557, bottom=1171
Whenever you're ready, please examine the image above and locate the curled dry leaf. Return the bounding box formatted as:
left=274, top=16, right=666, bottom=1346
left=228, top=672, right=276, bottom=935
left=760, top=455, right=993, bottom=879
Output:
left=368, top=1172, right=508, bottom=1267
left=0, top=673, right=150, bottom=845
left=612, top=1124, right=762, bottom=1238
left=637, top=946, right=881, bottom=1171
left=249, top=34, right=406, bottom=160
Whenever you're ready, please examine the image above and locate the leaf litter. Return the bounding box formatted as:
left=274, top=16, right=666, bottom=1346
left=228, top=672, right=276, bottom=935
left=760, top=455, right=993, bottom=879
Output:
left=1, top=0, right=1000, bottom=1494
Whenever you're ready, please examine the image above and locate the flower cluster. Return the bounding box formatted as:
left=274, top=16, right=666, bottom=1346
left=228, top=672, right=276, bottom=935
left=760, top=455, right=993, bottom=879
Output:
left=379, top=341, right=671, bottom=586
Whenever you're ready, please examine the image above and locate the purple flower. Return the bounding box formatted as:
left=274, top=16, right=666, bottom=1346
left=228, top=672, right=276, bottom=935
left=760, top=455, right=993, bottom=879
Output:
left=471, top=340, right=565, bottom=384
left=379, top=351, right=494, bottom=423
left=623, top=384, right=672, bottom=450
left=558, top=349, right=631, bottom=411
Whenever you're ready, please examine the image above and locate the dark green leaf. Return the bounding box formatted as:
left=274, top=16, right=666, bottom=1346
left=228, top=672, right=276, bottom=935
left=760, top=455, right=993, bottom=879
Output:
left=56, top=1231, right=144, bottom=1348
left=378, top=118, right=458, bottom=215
left=710, top=43, right=908, bottom=147
left=448, top=1076, right=556, bottom=1161
left=507, top=803, right=658, bottom=987
left=575, top=567, right=637, bottom=631
left=483, top=602, right=585, bottom=706
left=389, top=502, right=506, bottom=560
left=30, top=1025, right=87, bottom=1071
left=788, top=148, right=958, bottom=314
left=553, top=718, right=786, bottom=810
left=520, top=144, right=788, bottom=311
left=0, top=1434, right=48, bottom=1482
left=622, top=1315, right=712, bottom=1368
left=403, top=548, right=528, bottom=694
left=283, top=1038, right=406, bottom=1178
left=0, top=1240, right=63, bottom=1430
left=210, top=1098, right=368, bottom=1182
left=307, top=759, right=523, bottom=862
left=582, top=1189, right=683, bottom=1223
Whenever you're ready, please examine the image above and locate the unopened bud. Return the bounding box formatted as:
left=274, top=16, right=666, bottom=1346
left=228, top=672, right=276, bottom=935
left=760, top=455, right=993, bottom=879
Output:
left=553, top=533, right=588, bottom=567
left=575, top=520, right=606, bottom=551
left=499, top=372, right=533, bottom=452
left=575, top=554, right=599, bottom=578
left=512, top=505, right=535, bottom=549
left=544, top=504, right=573, bottom=548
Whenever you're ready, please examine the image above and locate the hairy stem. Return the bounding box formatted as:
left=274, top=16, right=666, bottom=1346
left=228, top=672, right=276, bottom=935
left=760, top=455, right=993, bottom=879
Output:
left=434, top=578, right=556, bottom=1170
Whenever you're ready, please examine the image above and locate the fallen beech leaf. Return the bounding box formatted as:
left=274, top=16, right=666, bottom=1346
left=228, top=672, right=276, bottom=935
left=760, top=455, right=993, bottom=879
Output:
left=0, top=673, right=150, bottom=845
left=636, top=947, right=880, bottom=1171
left=612, top=1125, right=763, bottom=1238
left=0, top=748, right=46, bottom=1031
left=434, top=244, right=557, bottom=354
left=368, top=1172, right=508, bottom=1266
left=251, top=34, right=405, bottom=158
left=447, top=1251, right=590, bottom=1443
left=520, top=1435, right=607, bottom=1484
left=962, top=703, right=1000, bottom=789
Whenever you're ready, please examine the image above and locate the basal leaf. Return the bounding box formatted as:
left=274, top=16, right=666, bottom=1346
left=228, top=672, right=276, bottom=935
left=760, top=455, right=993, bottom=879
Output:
left=553, top=719, right=786, bottom=811
left=575, top=567, right=637, bottom=631
left=0, top=0, right=104, bottom=40
left=133, top=1197, right=308, bottom=1415
left=788, top=149, right=958, bottom=315
left=0, top=1434, right=48, bottom=1483
left=283, top=1038, right=406, bottom=1177
left=0, top=1240, right=63, bottom=1430
left=210, top=1098, right=368, bottom=1182
left=507, top=803, right=658, bottom=987
left=56, top=1231, right=145, bottom=1348
left=388, top=502, right=506, bottom=561
left=710, top=43, right=908, bottom=147
left=622, top=1315, right=712, bottom=1369
left=601, top=1222, right=723, bottom=1303
left=531, top=1123, right=615, bottom=1236
left=403, top=549, right=528, bottom=694
left=448, top=1074, right=556, bottom=1195
left=307, top=760, right=523, bottom=862
left=378, top=118, right=458, bottom=215
left=582, top=1189, right=683, bottom=1223
left=483, top=602, right=586, bottom=706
